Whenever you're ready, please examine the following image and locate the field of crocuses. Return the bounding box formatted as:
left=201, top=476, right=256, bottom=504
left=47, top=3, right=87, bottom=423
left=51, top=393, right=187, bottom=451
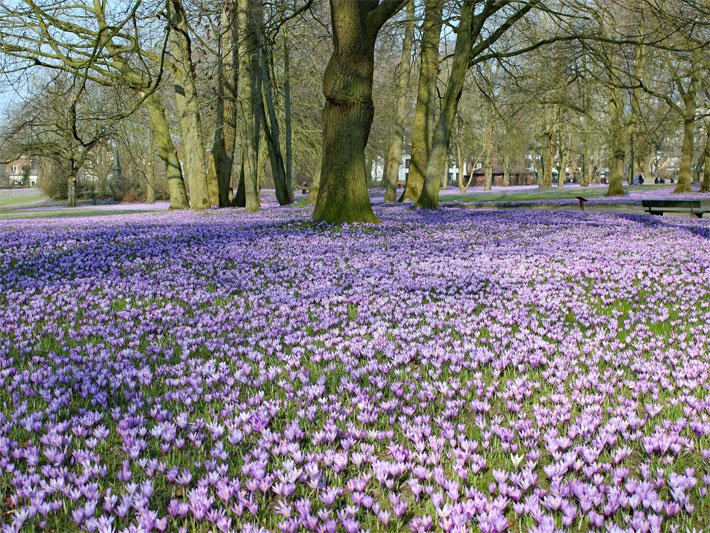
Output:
left=1, top=205, right=710, bottom=533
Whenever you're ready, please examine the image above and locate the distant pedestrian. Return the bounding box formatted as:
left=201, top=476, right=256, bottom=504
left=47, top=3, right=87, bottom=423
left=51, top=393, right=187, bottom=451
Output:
left=301, top=181, right=308, bottom=194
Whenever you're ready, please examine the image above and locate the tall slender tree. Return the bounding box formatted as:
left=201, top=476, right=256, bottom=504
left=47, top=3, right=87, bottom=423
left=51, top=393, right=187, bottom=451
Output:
left=401, top=0, right=443, bottom=203
left=383, top=0, right=414, bottom=203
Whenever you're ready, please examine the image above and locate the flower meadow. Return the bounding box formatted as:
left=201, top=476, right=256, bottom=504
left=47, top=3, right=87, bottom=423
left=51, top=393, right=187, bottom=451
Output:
left=1, top=206, right=710, bottom=533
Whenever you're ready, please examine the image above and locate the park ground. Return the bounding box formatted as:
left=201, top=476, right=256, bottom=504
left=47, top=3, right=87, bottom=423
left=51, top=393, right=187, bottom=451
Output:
left=0, top=183, right=705, bottom=219
left=0, top=186, right=709, bottom=532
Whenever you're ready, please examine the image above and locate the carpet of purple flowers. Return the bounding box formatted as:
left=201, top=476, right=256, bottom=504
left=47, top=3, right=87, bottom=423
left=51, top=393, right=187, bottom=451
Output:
left=1, top=205, right=710, bottom=533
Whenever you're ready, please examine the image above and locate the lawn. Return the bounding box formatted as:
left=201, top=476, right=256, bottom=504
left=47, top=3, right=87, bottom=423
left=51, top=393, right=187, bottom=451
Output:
left=442, top=184, right=671, bottom=203
left=0, top=208, right=164, bottom=220
left=0, top=205, right=709, bottom=532
left=0, top=189, right=48, bottom=207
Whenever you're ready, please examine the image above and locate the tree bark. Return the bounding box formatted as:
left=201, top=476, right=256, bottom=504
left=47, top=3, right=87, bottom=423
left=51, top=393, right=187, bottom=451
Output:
left=415, top=1, right=472, bottom=208
left=701, top=124, right=710, bottom=192
left=440, top=155, right=448, bottom=189
left=383, top=0, right=414, bottom=203
left=146, top=131, right=156, bottom=204
left=261, top=39, right=293, bottom=205
left=143, top=93, right=190, bottom=208
left=541, top=106, right=559, bottom=188
left=558, top=133, right=567, bottom=188
left=675, top=91, right=695, bottom=193
left=581, top=136, right=589, bottom=187
left=456, top=142, right=467, bottom=192
left=606, top=88, right=627, bottom=196
left=234, top=159, right=246, bottom=207
left=314, top=0, right=407, bottom=223
left=402, top=0, right=443, bottom=203
left=306, top=159, right=321, bottom=204
left=283, top=36, right=294, bottom=196
left=211, top=3, right=239, bottom=207
left=237, top=0, right=261, bottom=211
left=67, top=172, right=77, bottom=207
left=484, top=159, right=493, bottom=191
left=170, top=0, right=212, bottom=209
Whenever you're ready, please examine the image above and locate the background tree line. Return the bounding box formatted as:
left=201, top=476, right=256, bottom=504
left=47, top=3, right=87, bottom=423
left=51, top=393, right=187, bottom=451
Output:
left=0, top=0, right=708, bottom=222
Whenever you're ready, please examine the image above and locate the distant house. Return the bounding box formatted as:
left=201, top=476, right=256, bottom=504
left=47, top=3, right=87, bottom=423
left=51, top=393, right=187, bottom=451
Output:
left=470, top=165, right=536, bottom=186
left=6, top=156, right=40, bottom=186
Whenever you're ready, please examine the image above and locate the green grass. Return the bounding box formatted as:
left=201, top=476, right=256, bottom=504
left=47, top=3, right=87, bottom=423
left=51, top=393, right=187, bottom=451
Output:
left=0, top=208, right=163, bottom=220
left=443, top=184, right=671, bottom=203
left=0, top=190, right=48, bottom=207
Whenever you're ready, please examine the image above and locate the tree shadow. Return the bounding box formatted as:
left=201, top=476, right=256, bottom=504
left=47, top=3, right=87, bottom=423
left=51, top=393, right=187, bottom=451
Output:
left=611, top=212, right=710, bottom=241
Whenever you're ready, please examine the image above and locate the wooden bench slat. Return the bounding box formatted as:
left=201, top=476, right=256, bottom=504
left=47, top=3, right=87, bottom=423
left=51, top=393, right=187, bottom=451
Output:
left=641, top=199, right=708, bottom=218
left=641, top=200, right=702, bottom=208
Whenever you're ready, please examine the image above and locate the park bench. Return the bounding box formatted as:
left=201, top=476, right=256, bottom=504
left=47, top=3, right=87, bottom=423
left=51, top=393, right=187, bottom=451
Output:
left=641, top=199, right=710, bottom=218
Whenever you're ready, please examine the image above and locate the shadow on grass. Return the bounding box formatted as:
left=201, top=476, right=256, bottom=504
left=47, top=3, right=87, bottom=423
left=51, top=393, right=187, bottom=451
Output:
left=612, top=212, right=710, bottom=241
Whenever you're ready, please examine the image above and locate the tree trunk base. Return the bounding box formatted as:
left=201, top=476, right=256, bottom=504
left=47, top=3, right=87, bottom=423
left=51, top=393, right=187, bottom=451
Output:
left=414, top=190, right=439, bottom=208
left=674, top=183, right=692, bottom=193
left=606, top=184, right=626, bottom=196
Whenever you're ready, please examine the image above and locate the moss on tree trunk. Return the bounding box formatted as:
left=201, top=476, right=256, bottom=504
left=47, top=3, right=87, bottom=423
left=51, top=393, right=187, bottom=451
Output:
left=143, top=94, right=189, bottom=209
left=402, top=0, right=442, bottom=203
left=314, top=0, right=407, bottom=224
left=675, top=92, right=695, bottom=193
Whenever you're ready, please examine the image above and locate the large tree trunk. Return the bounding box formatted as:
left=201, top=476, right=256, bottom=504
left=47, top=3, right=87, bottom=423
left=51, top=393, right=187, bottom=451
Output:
left=503, top=156, right=510, bottom=187
left=608, top=149, right=626, bottom=195
left=237, top=0, right=261, bottom=211
left=402, top=0, right=442, bottom=203
left=314, top=0, right=406, bottom=223
left=414, top=1, right=472, bottom=208
left=170, top=0, right=213, bottom=209
left=257, top=126, right=268, bottom=191
left=210, top=3, right=239, bottom=207
left=67, top=169, right=77, bottom=207
left=234, top=160, right=246, bottom=207
left=440, top=156, right=448, bottom=189
left=606, top=89, right=626, bottom=196
left=306, top=159, right=321, bottom=204
left=675, top=91, right=695, bottom=193
left=383, top=0, right=414, bottom=203
left=484, top=159, right=493, bottom=191
left=143, top=93, right=190, bottom=208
